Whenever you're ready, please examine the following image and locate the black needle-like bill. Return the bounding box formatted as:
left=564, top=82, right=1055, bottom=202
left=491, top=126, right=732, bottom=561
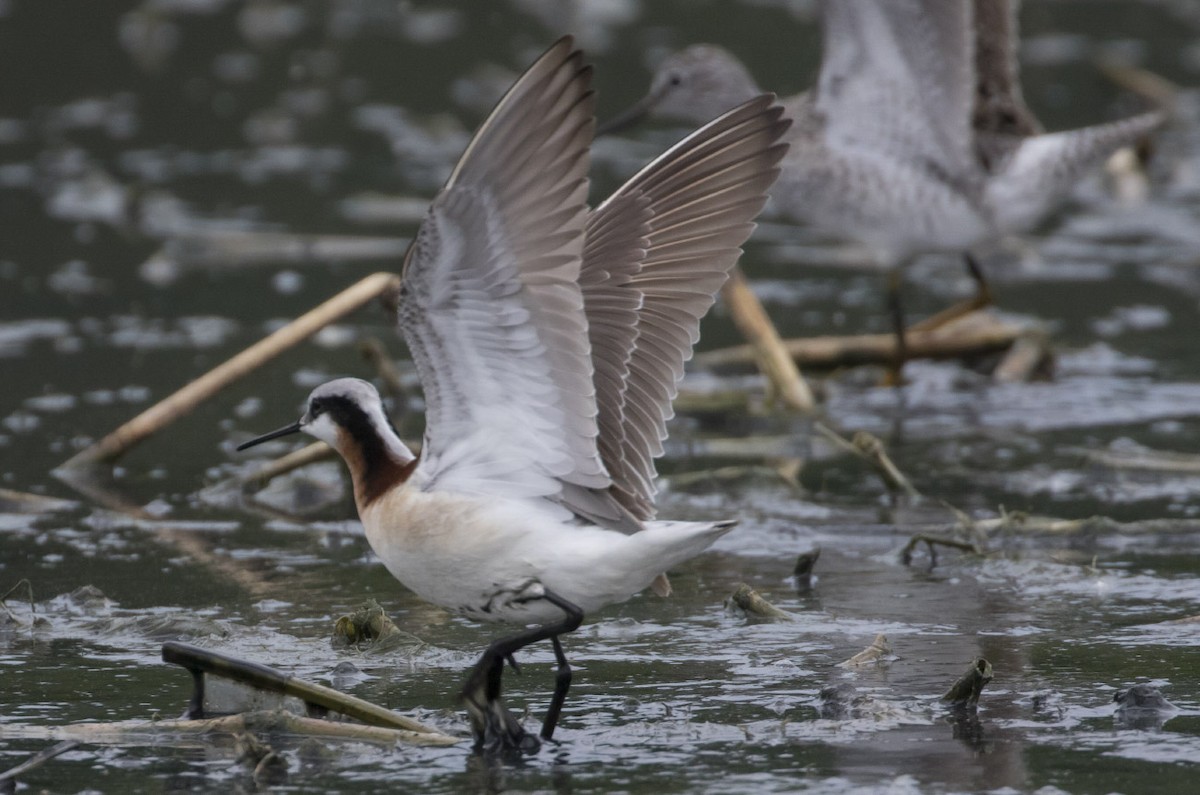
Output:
left=236, top=421, right=303, bottom=451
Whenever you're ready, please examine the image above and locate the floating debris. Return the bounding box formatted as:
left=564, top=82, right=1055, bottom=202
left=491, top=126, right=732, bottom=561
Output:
left=1070, top=441, right=1200, bottom=474
left=941, top=658, right=993, bottom=708
left=233, top=730, right=288, bottom=787
left=161, top=642, right=452, bottom=742
left=0, top=579, right=39, bottom=628
left=0, top=710, right=458, bottom=748
left=1114, top=684, right=1178, bottom=730
left=332, top=599, right=402, bottom=649
left=727, top=584, right=797, bottom=621
left=816, top=683, right=859, bottom=720
left=838, top=633, right=891, bottom=668
left=992, top=330, right=1054, bottom=382
left=793, top=547, right=820, bottom=593
left=695, top=310, right=1026, bottom=373
left=900, top=532, right=984, bottom=567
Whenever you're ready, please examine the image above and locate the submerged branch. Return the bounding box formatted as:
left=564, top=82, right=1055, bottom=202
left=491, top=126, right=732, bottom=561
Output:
left=0, top=712, right=458, bottom=748
left=0, top=740, right=80, bottom=786
left=696, top=310, right=1022, bottom=373
left=162, top=642, right=443, bottom=736
left=239, top=441, right=335, bottom=491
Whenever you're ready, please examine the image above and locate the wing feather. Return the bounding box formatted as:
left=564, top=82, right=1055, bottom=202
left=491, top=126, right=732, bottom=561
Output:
left=580, top=95, right=790, bottom=517
left=399, top=37, right=607, bottom=499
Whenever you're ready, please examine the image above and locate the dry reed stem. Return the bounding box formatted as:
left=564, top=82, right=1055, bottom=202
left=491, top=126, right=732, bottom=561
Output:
left=697, top=310, right=1020, bottom=373
left=59, top=272, right=400, bottom=471
left=721, top=268, right=816, bottom=412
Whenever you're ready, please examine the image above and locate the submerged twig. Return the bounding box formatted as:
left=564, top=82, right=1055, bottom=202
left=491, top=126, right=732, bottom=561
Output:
left=667, top=464, right=802, bottom=491
left=234, top=731, right=288, bottom=786
left=0, top=488, right=78, bottom=514
left=1, top=579, right=36, bottom=626
left=0, top=712, right=458, bottom=748
left=721, top=267, right=816, bottom=413
left=0, top=740, right=80, bottom=786
left=1068, top=445, right=1200, bottom=475
left=900, top=533, right=983, bottom=567
left=992, top=330, right=1053, bottom=383
left=58, top=272, right=400, bottom=472
left=358, top=337, right=408, bottom=403
left=1094, top=59, right=1179, bottom=113
left=696, top=310, right=1022, bottom=373
left=815, top=423, right=920, bottom=500
left=239, top=441, right=335, bottom=491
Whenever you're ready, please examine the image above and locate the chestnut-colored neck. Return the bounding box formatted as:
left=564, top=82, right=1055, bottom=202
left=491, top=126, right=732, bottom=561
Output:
left=321, top=396, right=416, bottom=510
left=343, top=442, right=418, bottom=510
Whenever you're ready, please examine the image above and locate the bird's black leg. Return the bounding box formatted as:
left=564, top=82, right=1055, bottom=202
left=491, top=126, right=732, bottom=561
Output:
left=963, top=252, right=993, bottom=311
left=908, top=252, right=995, bottom=334
left=885, top=268, right=909, bottom=385
left=540, top=634, right=573, bottom=740
left=461, top=589, right=583, bottom=755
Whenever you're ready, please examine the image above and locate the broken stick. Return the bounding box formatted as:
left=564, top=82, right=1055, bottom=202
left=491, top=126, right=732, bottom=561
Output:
left=696, top=310, right=1022, bottom=373
left=721, top=267, right=816, bottom=413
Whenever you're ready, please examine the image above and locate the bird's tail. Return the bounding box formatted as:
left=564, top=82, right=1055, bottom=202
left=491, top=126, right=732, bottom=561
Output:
left=641, top=519, right=738, bottom=597
left=987, top=110, right=1165, bottom=232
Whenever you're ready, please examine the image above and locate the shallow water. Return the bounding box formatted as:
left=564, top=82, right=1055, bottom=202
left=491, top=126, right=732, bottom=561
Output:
left=2, top=1, right=1200, bottom=792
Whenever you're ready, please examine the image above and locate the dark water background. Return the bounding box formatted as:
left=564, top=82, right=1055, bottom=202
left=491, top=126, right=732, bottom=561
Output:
left=3, top=1, right=1200, bottom=792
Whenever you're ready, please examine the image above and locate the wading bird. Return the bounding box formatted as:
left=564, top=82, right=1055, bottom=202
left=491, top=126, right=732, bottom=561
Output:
left=600, top=0, right=1164, bottom=378
left=238, top=37, right=789, bottom=753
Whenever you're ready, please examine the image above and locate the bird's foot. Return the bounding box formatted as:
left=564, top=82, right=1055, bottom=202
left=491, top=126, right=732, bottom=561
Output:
left=462, top=657, right=540, bottom=756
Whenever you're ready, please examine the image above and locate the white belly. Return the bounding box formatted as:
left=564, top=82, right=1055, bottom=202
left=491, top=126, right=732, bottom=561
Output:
left=359, top=487, right=666, bottom=624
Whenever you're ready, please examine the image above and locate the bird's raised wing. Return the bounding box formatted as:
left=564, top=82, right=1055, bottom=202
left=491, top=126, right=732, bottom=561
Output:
left=398, top=37, right=608, bottom=501
left=581, top=95, right=790, bottom=519
left=972, top=0, right=1041, bottom=143
left=816, top=0, right=976, bottom=179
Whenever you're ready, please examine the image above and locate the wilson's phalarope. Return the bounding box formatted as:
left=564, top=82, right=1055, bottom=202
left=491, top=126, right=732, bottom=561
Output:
left=238, top=37, right=789, bottom=753
left=601, top=0, right=1164, bottom=375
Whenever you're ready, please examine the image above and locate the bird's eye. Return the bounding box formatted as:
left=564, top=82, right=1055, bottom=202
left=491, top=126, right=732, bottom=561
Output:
left=668, top=72, right=682, bottom=87
left=309, top=398, right=325, bottom=417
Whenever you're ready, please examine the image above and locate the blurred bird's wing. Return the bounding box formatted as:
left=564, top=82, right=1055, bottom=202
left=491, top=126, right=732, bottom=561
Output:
left=816, top=0, right=977, bottom=179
